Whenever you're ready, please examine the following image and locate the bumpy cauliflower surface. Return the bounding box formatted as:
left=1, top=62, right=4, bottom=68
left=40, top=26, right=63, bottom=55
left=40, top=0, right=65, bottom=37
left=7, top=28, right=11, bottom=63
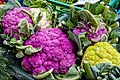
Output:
left=2, top=7, right=33, bottom=39
left=82, top=42, right=120, bottom=66
left=22, top=28, right=76, bottom=75
left=73, top=21, right=107, bottom=42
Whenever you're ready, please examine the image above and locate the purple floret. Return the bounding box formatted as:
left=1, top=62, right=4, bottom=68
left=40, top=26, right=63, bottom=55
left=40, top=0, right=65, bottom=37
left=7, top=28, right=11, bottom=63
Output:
left=22, top=28, right=76, bottom=75
left=73, top=22, right=107, bottom=42
left=2, top=7, right=33, bottom=40
left=73, top=28, right=81, bottom=35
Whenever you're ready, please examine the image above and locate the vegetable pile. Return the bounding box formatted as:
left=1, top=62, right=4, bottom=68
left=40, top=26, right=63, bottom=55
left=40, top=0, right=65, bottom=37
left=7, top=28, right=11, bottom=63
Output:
left=0, top=0, right=120, bottom=80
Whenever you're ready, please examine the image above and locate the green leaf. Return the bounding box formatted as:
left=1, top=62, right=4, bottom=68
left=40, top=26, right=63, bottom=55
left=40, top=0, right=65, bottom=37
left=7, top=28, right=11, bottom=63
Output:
left=109, top=38, right=118, bottom=44
left=84, top=2, right=91, bottom=10
left=96, top=62, right=111, bottom=71
left=78, top=32, right=86, bottom=37
left=6, top=0, right=21, bottom=10
left=81, top=37, right=91, bottom=47
left=43, top=73, right=56, bottom=80
left=78, top=10, right=100, bottom=27
left=64, top=18, right=76, bottom=28
left=94, top=3, right=105, bottom=15
left=91, top=66, right=99, bottom=77
left=21, top=9, right=34, bottom=21
left=68, top=31, right=81, bottom=50
left=85, top=2, right=105, bottom=15
left=102, top=0, right=111, bottom=5
left=24, top=0, right=50, bottom=8
left=36, top=12, right=42, bottom=23
left=23, top=0, right=32, bottom=6
left=29, top=1, right=47, bottom=8
left=65, top=64, right=81, bottom=78
left=16, top=40, right=23, bottom=45
left=109, top=30, right=118, bottom=39
left=25, top=46, right=42, bottom=55
left=68, top=31, right=83, bottom=56
left=116, top=44, right=120, bottom=53
left=58, top=0, right=77, bottom=4
left=18, top=19, right=31, bottom=37
left=93, top=63, right=120, bottom=79
left=0, top=53, right=13, bottom=80
left=33, top=68, right=53, bottom=79
left=109, top=22, right=119, bottom=29
left=102, top=6, right=116, bottom=24
left=84, top=1, right=117, bottom=30
left=16, top=51, right=24, bottom=58
left=89, top=3, right=99, bottom=14
left=0, top=5, right=7, bottom=23
left=55, top=64, right=81, bottom=80
left=0, top=34, right=7, bottom=39
left=83, top=60, right=96, bottom=80
left=10, top=38, right=17, bottom=44
left=16, top=45, right=42, bottom=56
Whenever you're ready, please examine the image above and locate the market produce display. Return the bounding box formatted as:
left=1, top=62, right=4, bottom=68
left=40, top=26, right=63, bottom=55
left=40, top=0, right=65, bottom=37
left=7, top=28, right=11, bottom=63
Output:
left=0, top=0, right=120, bottom=80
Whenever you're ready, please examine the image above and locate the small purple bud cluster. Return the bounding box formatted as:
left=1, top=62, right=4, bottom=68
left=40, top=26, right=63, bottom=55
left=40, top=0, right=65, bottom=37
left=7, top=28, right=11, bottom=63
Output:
left=73, top=23, right=107, bottom=42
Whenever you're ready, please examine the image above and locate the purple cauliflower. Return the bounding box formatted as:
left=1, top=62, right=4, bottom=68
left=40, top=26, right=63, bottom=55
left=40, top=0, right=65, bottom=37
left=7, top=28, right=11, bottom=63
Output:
left=73, top=20, right=107, bottom=42
left=2, top=7, right=33, bottom=39
left=22, top=28, right=76, bottom=75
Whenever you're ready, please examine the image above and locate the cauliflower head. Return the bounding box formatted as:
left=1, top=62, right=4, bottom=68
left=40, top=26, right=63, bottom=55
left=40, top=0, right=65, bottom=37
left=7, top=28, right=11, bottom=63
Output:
left=82, top=42, right=120, bottom=66
left=22, top=28, right=76, bottom=75
left=73, top=20, right=107, bottom=42
left=2, top=7, right=33, bottom=39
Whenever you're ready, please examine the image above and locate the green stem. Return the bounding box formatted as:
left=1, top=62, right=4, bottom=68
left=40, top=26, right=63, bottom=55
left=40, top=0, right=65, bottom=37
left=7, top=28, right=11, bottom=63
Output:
left=21, top=9, right=34, bottom=24
left=110, top=22, right=119, bottom=29
left=33, top=68, right=53, bottom=79
left=83, top=60, right=96, bottom=80
left=70, top=4, right=74, bottom=21
left=102, top=6, right=109, bottom=17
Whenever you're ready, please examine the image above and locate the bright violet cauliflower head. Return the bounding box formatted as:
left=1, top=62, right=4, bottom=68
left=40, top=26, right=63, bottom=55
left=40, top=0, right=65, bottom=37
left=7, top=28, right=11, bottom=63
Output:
left=22, top=28, right=76, bottom=75
left=73, top=21, right=107, bottom=42
left=2, top=7, right=33, bottom=39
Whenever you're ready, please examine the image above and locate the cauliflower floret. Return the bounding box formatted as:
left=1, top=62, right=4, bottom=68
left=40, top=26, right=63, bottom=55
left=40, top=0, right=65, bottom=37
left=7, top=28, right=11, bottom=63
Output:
left=73, top=21, right=107, bottom=42
left=2, top=7, right=33, bottom=39
left=82, top=42, right=120, bottom=66
left=22, top=28, right=76, bottom=75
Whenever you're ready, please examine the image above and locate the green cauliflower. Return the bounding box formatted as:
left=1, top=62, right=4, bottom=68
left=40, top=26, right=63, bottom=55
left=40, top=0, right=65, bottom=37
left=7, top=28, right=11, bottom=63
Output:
left=82, top=42, right=120, bottom=66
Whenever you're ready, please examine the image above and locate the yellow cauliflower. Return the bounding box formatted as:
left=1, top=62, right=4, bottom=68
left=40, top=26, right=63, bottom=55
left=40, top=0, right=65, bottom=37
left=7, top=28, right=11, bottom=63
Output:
left=82, top=42, right=120, bottom=66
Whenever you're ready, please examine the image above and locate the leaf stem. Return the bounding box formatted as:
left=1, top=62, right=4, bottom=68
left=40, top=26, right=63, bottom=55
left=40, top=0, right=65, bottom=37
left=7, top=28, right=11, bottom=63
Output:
left=83, top=60, right=96, bottom=80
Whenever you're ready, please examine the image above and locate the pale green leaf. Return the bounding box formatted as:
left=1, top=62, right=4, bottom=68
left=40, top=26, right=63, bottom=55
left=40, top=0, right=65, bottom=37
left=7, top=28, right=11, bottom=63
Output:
left=79, top=10, right=100, bottom=27
left=33, top=68, right=53, bottom=79
left=18, top=19, right=31, bottom=37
